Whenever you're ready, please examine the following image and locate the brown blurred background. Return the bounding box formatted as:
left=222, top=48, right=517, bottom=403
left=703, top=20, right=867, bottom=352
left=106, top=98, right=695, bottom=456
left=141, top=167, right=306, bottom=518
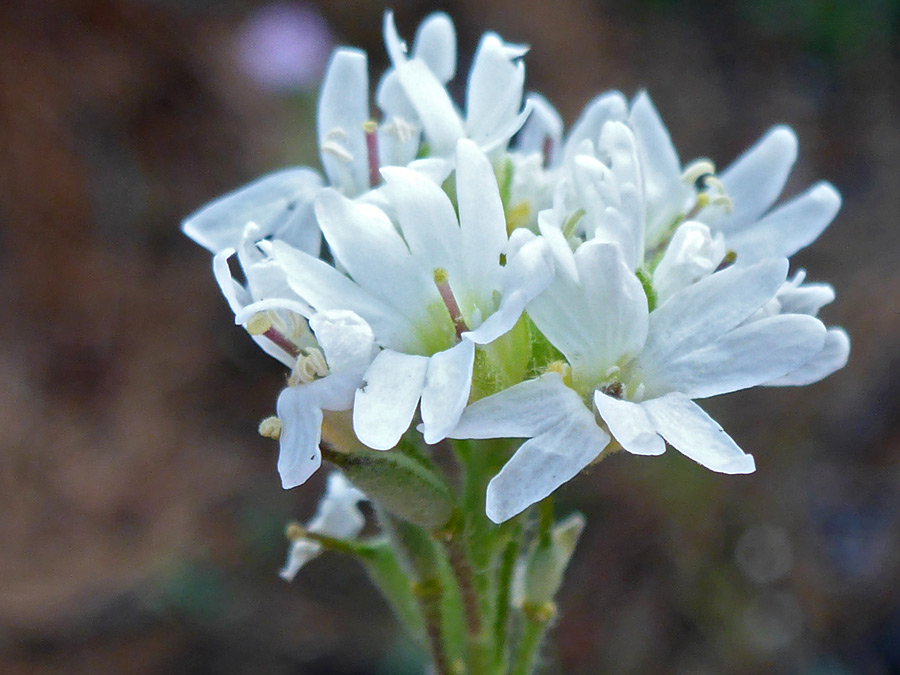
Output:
left=1, top=0, right=897, bottom=673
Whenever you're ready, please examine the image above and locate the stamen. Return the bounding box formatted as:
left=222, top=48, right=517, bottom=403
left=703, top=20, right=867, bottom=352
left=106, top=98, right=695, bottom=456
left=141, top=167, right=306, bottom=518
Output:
left=363, top=120, right=379, bottom=188
left=545, top=360, right=572, bottom=387
left=246, top=312, right=272, bottom=336
left=246, top=312, right=301, bottom=358
left=681, top=159, right=716, bottom=185
left=288, top=347, right=328, bottom=386
left=258, top=416, right=283, bottom=440
left=285, top=522, right=306, bottom=541
left=715, top=250, right=737, bottom=272
left=382, top=116, right=416, bottom=144
left=433, top=268, right=469, bottom=339
left=542, top=136, right=554, bottom=167
left=561, top=208, right=586, bottom=239
left=601, top=381, right=624, bottom=399
left=321, top=128, right=353, bottom=162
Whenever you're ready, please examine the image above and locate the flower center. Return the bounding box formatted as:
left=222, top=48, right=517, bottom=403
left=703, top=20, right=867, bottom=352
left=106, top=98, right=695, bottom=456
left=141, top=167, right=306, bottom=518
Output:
left=681, top=158, right=734, bottom=218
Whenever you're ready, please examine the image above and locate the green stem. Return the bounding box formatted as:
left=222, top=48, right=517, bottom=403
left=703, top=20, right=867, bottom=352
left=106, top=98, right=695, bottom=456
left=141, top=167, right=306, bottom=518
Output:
left=510, top=604, right=555, bottom=675
left=493, top=522, right=522, bottom=670
left=414, top=579, right=452, bottom=675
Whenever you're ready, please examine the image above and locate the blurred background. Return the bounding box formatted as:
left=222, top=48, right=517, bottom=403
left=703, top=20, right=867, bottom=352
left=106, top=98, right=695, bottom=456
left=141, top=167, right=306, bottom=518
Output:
left=1, top=0, right=898, bottom=672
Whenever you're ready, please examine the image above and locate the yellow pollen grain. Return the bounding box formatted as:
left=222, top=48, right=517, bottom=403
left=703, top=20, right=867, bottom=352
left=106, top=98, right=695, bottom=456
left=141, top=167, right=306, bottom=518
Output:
left=285, top=522, right=306, bottom=541
left=246, top=312, right=273, bottom=336
left=258, top=415, right=283, bottom=440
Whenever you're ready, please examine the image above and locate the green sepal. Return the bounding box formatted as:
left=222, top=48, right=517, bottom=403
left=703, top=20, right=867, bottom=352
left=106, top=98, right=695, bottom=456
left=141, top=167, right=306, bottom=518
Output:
left=517, top=511, right=586, bottom=607
left=323, top=445, right=455, bottom=530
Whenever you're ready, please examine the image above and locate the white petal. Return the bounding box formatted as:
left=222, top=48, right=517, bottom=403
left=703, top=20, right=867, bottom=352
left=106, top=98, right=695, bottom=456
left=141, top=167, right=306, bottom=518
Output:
left=464, top=235, right=554, bottom=345
left=456, top=139, right=507, bottom=298
left=727, top=182, right=842, bottom=260
left=593, top=390, right=666, bottom=456
left=280, top=539, right=323, bottom=581
left=709, top=125, right=798, bottom=231
left=563, top=91, right=628, bottom=166
left=640, top=258, right=789, bottom=373
left=381, top=166, right=463, bottom=280
left=272, top=241, right=414, bottom=350
left=353, top=350, right=429, bottom=450
left=642, top=394, right=756, bottom=474
left=573, top=240, right=649, bottom=379
left=413, top=12, right=457, bottom=83
left=479, top=99, right=534, bottom=156
left=629, top=91, right=691, bottom=240
left=309, top=310, right=376, bottom=373
left=485, top=399, right=609, bottom=522
left=314, top=189, right=438, bottom=320
left=317, top=48, right=370, bottom=195
left=653, top=221, right=726, bottom=304
left=213, top=248, right=249, bottom=315
left=527, top=240, right=646, bottom=387
left=383, top=10, right=408, bottom=65
left=308, top=472, right=367, bottom=538
left=394, top=58, right=464, bottom=155
left=766, top=327, right=850, bottom=386
left=776, top=279, right=835, bottom=316
left=277, top=374, right=362, bottom=489
left=656, top=314, right=826, bottom=398
left=182, top=168, right=323, bottom=254
left=517, top=93, right=563, bottom=164
left=450, top=373, right=579, bottom=439
left=420, top=340, right=476, bottom=444
left=465, top=33, right=526, bottom=147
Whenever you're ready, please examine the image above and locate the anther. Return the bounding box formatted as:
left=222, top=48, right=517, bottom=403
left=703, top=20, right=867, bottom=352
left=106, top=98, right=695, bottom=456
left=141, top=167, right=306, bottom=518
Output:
left=363, top=120, right=380, bottom=188
left=258, top=416, right=283, bottom=440
left=601, top=381, right=624, bottom=399
left=545, top=360, right=572, bottom=387
left=247, top=312, right=301, bottom=358
left=681, top=159, right=716, bottom=185
left=715, top=250, right=737, bottom=272
left=246, top=312, right=272, bottom=336
left=433, top=268, right=469, bottom=339
left=285, top=522, right=306, bottom=541
left=288, top=347, right=329, bottom=386
left=321, top=128, right=353, bottom=162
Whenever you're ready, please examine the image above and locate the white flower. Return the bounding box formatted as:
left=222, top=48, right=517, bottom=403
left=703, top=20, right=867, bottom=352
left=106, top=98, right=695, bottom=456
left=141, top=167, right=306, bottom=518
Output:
left=652, top=221, right=726, bottom=304
left=382, top=11, right=532, bottom=158
left=451, top=234, right=827, bottom=522
left=183, top=168, right=323, bottom=256
left=273, top=139, right=554, bottom=452
left=184, top=10, right=536, bottom=263
left=627, top=92, right=842, bottom=263
left=752, top=270, right=851, bottom=387
left=212, top=223, right=315, bottom=367
left=280, top=472, right=367, bottom=581
left=272, top=309, right=376, bottom=488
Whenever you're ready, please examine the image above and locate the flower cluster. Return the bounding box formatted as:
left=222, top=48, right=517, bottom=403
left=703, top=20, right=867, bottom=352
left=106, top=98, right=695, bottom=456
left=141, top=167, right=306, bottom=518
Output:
left=183, top=12, right=848, bottom=527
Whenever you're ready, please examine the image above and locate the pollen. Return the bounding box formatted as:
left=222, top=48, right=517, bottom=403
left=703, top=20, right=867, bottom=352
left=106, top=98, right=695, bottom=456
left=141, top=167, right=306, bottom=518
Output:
left=288, top=347, right=329, bottom=386
left=258, top=415, right=283, bottom=440
left=285, top=522, right=307, bottom=541
left=246, top=312, right=273, bottom=336
left=545, top=360, right=572, bottom=387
